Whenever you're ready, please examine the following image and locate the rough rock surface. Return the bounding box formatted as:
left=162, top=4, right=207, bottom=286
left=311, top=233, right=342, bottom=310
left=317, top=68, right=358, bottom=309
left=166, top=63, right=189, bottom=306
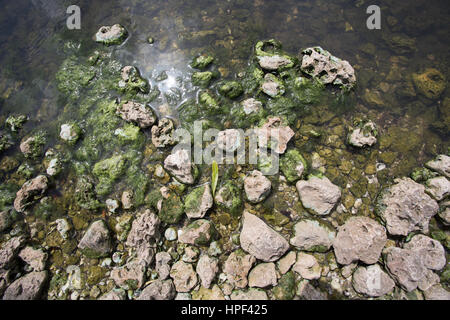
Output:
left=240, top=211, right=289, bottom=262
left=0, top=236, right=26, bottom=269
left=426, top=176, right=450, bottom=201
left=223, top=250, right=256, bottom=288
left=426, top=154, right=450, bottom=178
left=403, top=234, right=446, bottom=271
left=196, top=255, right=219, bottom=289
left=184, top=184, right=213, bottom=219
left=155, top=252, right=172, bottom=280
left=352, top=264, right=395, bottom=297
left=296, top=176, right=341, bottom=216
left=98, top=289, right=126, bottom=300
left=348, top=121, right=377, bottom=148
left=111, top=260, right=146, bottom=290
left=277, top=251, right=297, bottom=275
left=297, top=281, right=327, bottom=300
left=151, top=118, right=176, bottom=148
left=164, top=149, right=196, bottom=184
left=14, top=175, right=49, bottom=213
left=242, top=98, right=262, bottom=115
left=216, top=129, right=242, bottom=153
left=78, top=220, right=113, bottom=258
left=290, top=219, right=335, bottom=252
left=423, top=284, right=450, bottom=300
left=333, top=216, right=387, bottom=265
left=170, top=261, right=198, bottom=293
left=248, top=263, right=278, bottom=288
left=2, top=271, right=47, bottom=300
left=60, top=123, right=80, bottom=143
left=230, top=288, right=268, bottom=300
left=179, top=219, right=215, bottom=246
left=244, top=170, right=271, bottom=203
left=94, top=24, right=127, bottom=45
left=117, top=101, right=156, bottom=129
left=258, top=55, right=293, bottom=71
left=261, top=74, right=284, bottom=97
left=18, top=247, right=47, bottom=271
left=0, top=211, right=12, bottom=233
left=377, top=177, right=439, bottom=236
left=292, top=252, right=321, bottom=280
left=137, top=279, right=176, bottom=300
left=256, top=117, right=294, bottom=154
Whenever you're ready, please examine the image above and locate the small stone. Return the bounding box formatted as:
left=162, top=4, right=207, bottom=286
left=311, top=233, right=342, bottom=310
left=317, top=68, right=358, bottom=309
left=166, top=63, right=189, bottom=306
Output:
left=178, top=219, right=215, bottom=246
left=257, top=55, right=293, bottom=71
left=352, top=264, right=395, bottom=297
left=426, top=176, right=450, bottom=201
left=290, top=219, right=335, bottom=252
left=164, top=149, right=197, bottom=185
left=117, top=101, right=156, bottom=129
left=106, top=199, right=120, bottom=213
left=196, top=255, right=219, bottom=289
left=426, top=154, right=450, bottom=178
left=347, top=120, right=377, bottom=148
left=182, top=246, right=200, bottom=263
left=151, top=118, right=176, bottom=148
left=137, top=279, right=176, bottom=300
left=55, top=218, right=71, bottom=240
left=216, top=129, right=243, bottom=153
left=277, top=251, right=297, bottom=275
left=248, top=263, right=278, bottom=288
left=261, top=73, right=284, bottom=97
left=94, top=24, right=127, bottom=46
left=0, top=236, right=26, bottom=269
left=223, top=250, right=256, bottom=288
left=403, top=234, right=446, bottom=270
left=256, top=117, right=294, bottom=154
left=241, top=98, right=262, bottom=115
left=296, top=175, right=341, bottom=216
left=121, top=190, right=133, bottom=210
left=78, top=220, right=113, bottom=258
left=0, top=210, right=12, bottom=233
left=297, top=280, right=328, bottom=300
left=110, top=260, right=146, bottom=290
left=14, top=175, right=49, bottom=213
left=184, top=184, right=213, bottom=219
left=165, top=227, right=177, bottom=241
left=18, top=247, right=47, bottom=271
left=292, top=252, right=321, bottom=280
left=155, top=252, right=172, bottom=280
left=423, top=284, right=450, bottom=300
left=170, top=261, right=198, bottom=293
left=60, top=123, right=81, bottom=144
left=98, top=288, right=126, bottom=300
left=244, top=170, right=271, bottom=203
left=230, top=288, right=268, bottom=300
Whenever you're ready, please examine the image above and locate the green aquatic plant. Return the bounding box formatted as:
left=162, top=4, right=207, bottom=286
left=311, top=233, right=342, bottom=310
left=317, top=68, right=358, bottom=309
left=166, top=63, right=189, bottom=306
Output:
left=211, top=160, right=219, bottom=197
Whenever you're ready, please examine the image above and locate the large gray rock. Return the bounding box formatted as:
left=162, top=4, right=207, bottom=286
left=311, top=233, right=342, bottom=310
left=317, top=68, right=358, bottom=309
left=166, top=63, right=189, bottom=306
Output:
left=377, top=177, right=438, bottom=236
left=423, top=284, right=450, bottom=300
left=240, top=211, right=289, bottom=262
left=18, top=247, right=47, bottom=272
left=223, top=250, right=256, bottom=288
left=117, top=101, right=156, bottom=129
left=164, top=149, right=197, bottom=185
left=352, top=264, right=395, bottom=297
left=333, top=216, right=387, bottom=265
left=296, top=176, right=341, bottom=216
left=2, top=271, right=47, bottom=300
left=403, top=234, right=446, bottom=270
left=290, top=219, right=335, bottom=252
left=248, top=263, right=278, bottom=288
left=244, top=170, right=271, bottom=203
left=78, top=220, right=113, bottom=258
left=170, top=261, right=198, bottom=293
left=426, top=154, right=450, bottom=178
left=14, top=175, right=49, bottom=213
left=0, top=236, right=26, bottom=269
left=426, top=176, right=450, bottom=201
left=196, top=255, right=219, bottom=289
left=137, top=279, right=176, bottom=300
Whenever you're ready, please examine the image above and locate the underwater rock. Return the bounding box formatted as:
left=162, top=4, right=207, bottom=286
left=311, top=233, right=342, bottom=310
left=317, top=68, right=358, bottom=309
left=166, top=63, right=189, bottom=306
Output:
left=137, top=279, right=176, bottom=300
left=196, top=254, right=219, bottom=289
left=271, top=271, right=296, bottom=300
left=14, top=175, right=49, bottom=213
left=192, top=71, right=215, bottom=87
left=240, top=211, right=289, bottom=262
left=170, top=261, right=198, bottom=293
left=296, top=175, right=341, bottom=216
left=155, top=252, right=172, bottom=280
left=255, top=40, right=295, bottom=72
left=0, top=132, right=14, bottom=153
left=333, top=216, right=387, bottom=265
left=412, top=68, right=446, bottom=100
left=46, top=158, right=62, bottom=176
left=258, top=55, right=294, bottom=72
left=376, top=177, right=439, bottom=236
left=426, top=155, right=450, bottom=179
left=18, top=247, right=47, bottom=272
left=290, top=219, right=335, bottom=252
left=244, top=170, right=271, bottom=203
left=230, top=288, right=268, bottom=300
left=261, top=73, right=285, bottom=98
left=300, top=47, right=356, bottom=90
left=292, top=252, right=321, bottom=280
left=191, top=55, right=214, bottom=70
left=223, top=250, right=256, bottom=288
left=78, top=220, right=113, bottom=259
left=164, top=149, right=197, bottom=185
left=75, top=176, right=102, bottom=210
left=121, top=190, right=133, bottom=210
left=117, top=101, right=156, bottom=129
left=149, top=188, right=184, bottom=224
left=214, top=181, right=243, bottom=217
left=347, top=120, right=378, bottom=148
left=94, top=24, right=127, bottom=46
left=256, top=117, right=294, bottom=154
left=178, top=219, right=215, bottom=246
left=241, top=98, right=262, bottom=115
left=280, top=149, right=307, bottom=183
left=19, top=133, right=46, bottom=159
left=119, top=66, right=149, bottom=94
left=216, top=129, right=242, bottom=153
left=297, top=281, right=327, bottom=300
left=218, top=81, right=243, bottom=99
left=2, top=271, right=47, bottom=300
left=403, top=235, right=446, bottom=271
left=5, top=115, right=27, bottom=132
left=248, top=262, right=277, bottom=288
left=105, top=199, right=119, bottom=213
left=0, top=236, right=26, bottom=269
left=151, top=118, right=176, bottom=148
left=352, top=264, right=395, bottom=297
left=426, top=176, right=450, bottom=201
left=184, top=184, right=213, bottom=219
left=60, top=123, right=81, bottom=144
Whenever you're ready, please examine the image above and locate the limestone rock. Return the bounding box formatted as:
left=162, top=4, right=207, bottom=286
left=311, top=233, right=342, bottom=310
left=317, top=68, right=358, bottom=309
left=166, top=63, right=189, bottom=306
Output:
left=2, top=271, right=47, bottom=300
left=292, top=252, right=321, bottom=280
left=151, top=118, right=176, bottom=148
left=290, top=219, right=335, bottom=252
left=78, top=220, right=113, bottom=259
left=184, top=184, right=213, bottom=219
left=196, top=255, right=219, bottom=289
left=426, top=176, right=450, bottom=201
left=296, top=176, right=341, bottom=216
left=244, top=170, right=271, bottom=203
left=426, top=154, right=450, bottom=178
left=137, top=279, right=176, bottom=300
left=14, top=175, right=49, bottom=213
left=223, top=250, right=256, bottom=288
left=18, top=247, right=47, bottom=271
left=94, top=24, right=127, bottom=46
left=179, top=219, right=215, bottom=246
left=403, top=234, right=446, bottom=271
left=248, top=263, right=278, bottom=288
left=170, top=261, right=198, bottom=293
left=352, top=264, right=395, bottom=297
left=164, top=148, right=197, bottom=185
left=117, top=101, right=156, bottom=129
left=256, top=117, right=294, bottom=154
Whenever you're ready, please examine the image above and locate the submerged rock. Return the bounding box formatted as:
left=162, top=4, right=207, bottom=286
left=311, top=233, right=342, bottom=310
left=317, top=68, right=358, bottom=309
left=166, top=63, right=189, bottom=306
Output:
left=178, top=219, right=215, bottom=246
left=14, top=175, right=49, bottom=213
left=216, top=129, right=243, bottom=153
left=300, top=46, right=356, bottom=90
left=191, top=54, right=214, bottom=70
left=240, top=211, right=289, bottom=262
left=290, top=219, right=335, bottom=252
left=223, top=250, right=256, bottom=288
left=219, top=81, right=243, bottom=99
left=425, top=154, right=450, bottom=178
left=261, top=73, right=285, bottom=98
left=255, top=39, right=295, bottom=72
left=256, top=117, right=294, bottom=154
left=170, top=261, right=198, bottom=293
left=19, top=133, right=46, bottom=159
left=119, top=66, right=149, bottom=94
left=214, top=181, right=243, bottom=217
left=60, top=123, right=81, bottom=144
left=2, top=271, right=47, bottom=300
left=296, top=175, right=341, bottom=216
left=376, top=177, right=439, bottom=236
left=280, top=149, right=307, bottom=183
left=347, top=120, right=378, bottom=148
left=184, top=184, right=213, bottom=219
left=352, top=264, right=395, bottom=297
left=412, top=68, right=446, bottom=100
left=333, top=216, right=387, bottom=265
left=5, top=114, right=27, bottom=132
left=78, top=220, right=113, bottom=258
left=94, top=24, right=127, bottom=46
left=164, top=149, right=197, bottom=185
left=241, top=98, right=263, bottom=115
left=117, top=101, right=156, bottom=129
left=151, top=118, right=176, bottom=148
left=244, top=170, right=271, bottom=203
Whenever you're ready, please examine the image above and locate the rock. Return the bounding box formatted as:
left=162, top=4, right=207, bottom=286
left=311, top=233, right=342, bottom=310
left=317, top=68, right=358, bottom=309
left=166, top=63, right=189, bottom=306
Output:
left=179, top=219, right=215, bottom=246
left=60, top=123, right=81, bottom=144
left=296, top=175, right=341, bottom=216
left=46, top=158, right=62, bottom=176
left=244, top=170, right=271, bottom=203
left=333, top=216, right=387, bottom=265
left=352, top=264, right=395, bottom=297
left=272, top=271, right=296, bottom=300
left=2, top=271, right=47, bottom=300
left=170, top=261, right=198, bottom=293
left=98, top=288, right=127, bottom=300
left=19, top=133, right=46, bottom=158
left=117, top=101, right=156, bottom=129
left=300, top=46, right=356, bottom=90
left=184, top=184, right=213, bottom=219
left=258, top=55, right=293, bottom=71
left=191, top=55, right=214, bottom=70
left=261, top=73, right=285, bottom=98
left=5, top=114, right=27, bottom=132
left=426, top=155, right=450, bottom=178
left=106, top=199, right=120, bottom=213
left=164, top=227, right=177, bottom=241
left=240, top=211, right=289, bottom=262
left=137, top=279, right=176, bottom=300
left=126, top=209, right=160, bottom=266
left=223, top=250, right=256, bottom=288
left=241, top=98, right=262, bottom=115
left=18, top=247, right=47, bottom=271
left=280, top=149, right=307, bottom=183
left=111, top=260, right=146, bottom=290
left=0, top=236, right=26, bottom=269
left=376, top=177, right=439, bottom=236
left=219, top=81, right=243, bottom=99
left=192, top=285, right=225, bottom=300
left=182, top=246, right=200, bottom=263
left=155, top=252, right=172, bottom=280
left=290, top=219, right=335, bottom=252
left=216, top=129, right=243, bottom=153
left=403, top=234, right=446, bottom=270
left=151, top=118, right=176, bottom=148
left=426, top=176, right=450, bottom=201
left=347, top=120, right=378, bottom=148
left=277, top=251, right=297, bottom=275
left=438, top=207, right=450, bottom=226
left=255, top=40, right=294, bottom=72
left=14, top=175, right=49, bottom=213
left=418, top=269, right=440, bottom=291
left=94, top=24, right=127, bottom=46
left=55, top=218, right=71, bottom=240
left=230, top=288, right=268, bottom=300
left=121, top=190, right=133, bottom=210
left=0, top=211, right=12, bottom=233
left=119, top=66, right=149, bottom=94
left=78, top=220, right=113, bottom=258
left=196, top=255, right=219, bottom=289
left=214, top=181, right=243, bottom=217
left=412, top=68, right=446, bottom=100
left=248, top=263, right=278, bottom=288
left=256, top=117, right=294, bottom=154
left=297, top=281, right=327, bottom=300
left=423, top=284, right=450, bottom=300
left=164, top=149, right=197, bottom=185
left=292, top=252, right=321, bottom=280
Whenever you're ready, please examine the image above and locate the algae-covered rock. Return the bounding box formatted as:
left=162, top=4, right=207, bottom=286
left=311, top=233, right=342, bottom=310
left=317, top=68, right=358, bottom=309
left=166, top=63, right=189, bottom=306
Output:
left=192, top=71, right=215, bottom=87
left=191, top=54, right=214, bottom=70
left=179, top=219, right=215, bottom=246
left=94, top=24, right=128, bottom=46
left=412, top=68, right=446, bottom=100
left=261, top=73, right=285, bottom=98
left=55, top=56, right=96, bottom=100
left=218, top=81, right=243, bottom=99
left=184, top=184, right=213, bottom=219
left=214, top=181, right=243, bottom=217
left=0, top=132, right=13, bottom=154
left=117, top=101, right=156, bottom=129
left=280, top=149, right=307, bottom=183
left=93, top=155, right=127, bottom=196
left=271, top=271, right=296, bottom=300
left=347, top=120, right=378, bottom=148
left=5, top=114, right=27, bottom=132
left=148, top=188, right=184, bottom=224
left=75, top=175, right=102, bottom=210
left=118, top=66, right=149, bottom=94
left=19, top=132, right=46, bottom=159
left=255, top=39, right=295, bottom=72
left=78, top=220, right=113, bottom=258
left=114, top=123, right=144, bottom=148
left=60, top=123, right=81, bottom=144
left=199, top=91, right=220, bottom=111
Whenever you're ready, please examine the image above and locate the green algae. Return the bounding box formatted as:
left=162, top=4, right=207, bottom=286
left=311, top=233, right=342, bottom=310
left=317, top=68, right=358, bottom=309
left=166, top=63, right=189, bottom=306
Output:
left=272, top=271, right=296, bottom=300
left=218, top=81, right=243, bottom=99
left=280, top=149, right=308, bottom=183
left=191, top=54, right=214, bottom=70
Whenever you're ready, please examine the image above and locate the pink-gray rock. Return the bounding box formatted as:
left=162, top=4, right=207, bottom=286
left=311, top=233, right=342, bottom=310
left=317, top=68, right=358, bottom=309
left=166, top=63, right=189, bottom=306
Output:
left=224, top=250, right=256, bottom=289
left=0, top=236, right=26, bottom=269
left=297, top=281, right=328, bottom=300
left=98, top=288, right=126, bottom=300
left=178, top=219, right=215, bottom=246
left=296, top=176, right=341, bottom=216
left=170, top=261, right=198, bottom=293
left=347, top=121, right=377, bottom=148
left=196, top=255, right=219, bottom=289
left=117, top=101, right=156, bottom=129
left=78, top=220, right=112, bottom=258
left=151, top=118, right=176, bottom=148
left=292, top=252, right=321, bottom=280
left=18, top=247, right=47, bottom=271
left=290, top=219, right=336, bottom=252
left=230, top=288, right=268, bottom=300
left=241, top=98, right=262, bottom=115
left=257, top=55, right=293, bottom=71
left=425, top=176, right=450, bottom=201
left=155, top=252, right=172, bottom=280
left=352, top=264, right=395, bottom=297
left=333, top=216, right=387, bottom=265
left=94, top=24, right=127, bottom=45
left=244, top=170, right=271, bottom=203
left=137, top=279, right=176, bottom=300
left=216, top=129, right=243, bottom=153
left=256, top=117, right=294, bottom=154
left=423, top=284, right=450, bottom=300
left=377, top=177, right=439, bottom=236
left=403, top=234, right=446, bottom=271
left=248, top=263, right=278, bottom=288
left=2, top=271, right=47, bottom=300
left=111, top=260, right=146, bottom=290
left=164, top=148, right=196, bottom=184
left=426, top=154, right=450, bottom=178
left=277, top=251, right=297, bottom=275
left=240, top=211, right=289, bottom=262
left=14, top=175, right=49, bottom=213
